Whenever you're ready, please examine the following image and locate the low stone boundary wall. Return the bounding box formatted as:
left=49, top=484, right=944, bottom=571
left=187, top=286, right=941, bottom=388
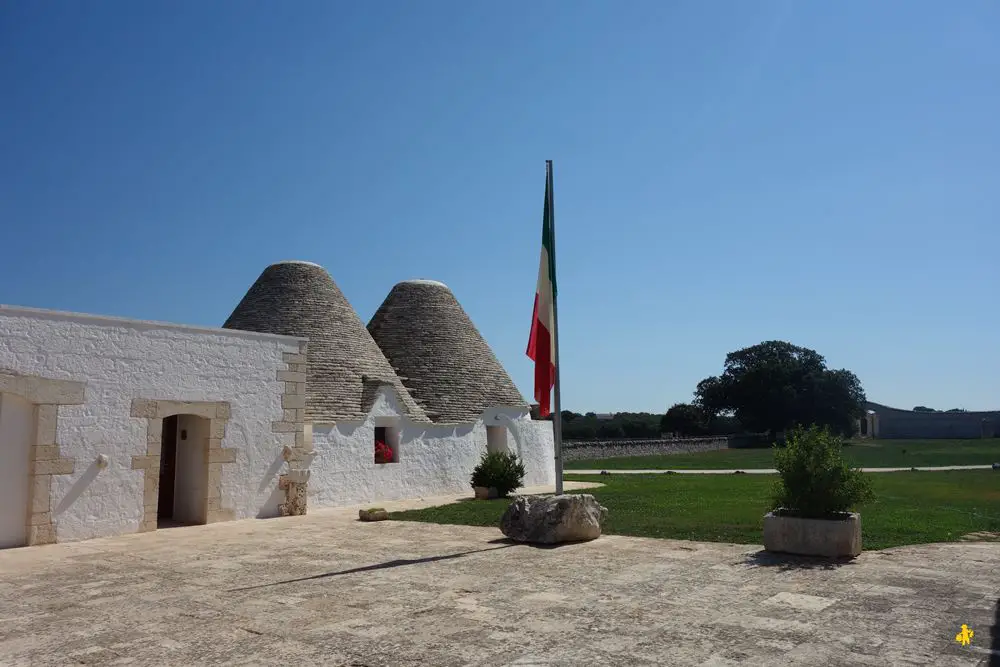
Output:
left=562, top=437, right=729, bottom=461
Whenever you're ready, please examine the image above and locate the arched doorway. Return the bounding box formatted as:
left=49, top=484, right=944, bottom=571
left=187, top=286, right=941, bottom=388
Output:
left=486, top=425, right=510, bottom=454
left=131, top=398, right=235, bottom=532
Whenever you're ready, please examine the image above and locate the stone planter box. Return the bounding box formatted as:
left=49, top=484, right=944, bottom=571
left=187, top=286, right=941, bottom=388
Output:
left=358, top=508, right=389, bottom=522
left=763, top=511, right=862, bottom=558
left=474, top=486, right=500, bottom=500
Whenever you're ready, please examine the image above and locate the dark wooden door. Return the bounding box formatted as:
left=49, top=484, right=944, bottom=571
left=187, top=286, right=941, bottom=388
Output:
left=157, top=416, right=178, bottom=520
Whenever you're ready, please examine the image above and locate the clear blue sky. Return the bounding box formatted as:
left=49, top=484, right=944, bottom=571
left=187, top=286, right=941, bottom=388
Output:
left=2, top=1, right=997, bottom=413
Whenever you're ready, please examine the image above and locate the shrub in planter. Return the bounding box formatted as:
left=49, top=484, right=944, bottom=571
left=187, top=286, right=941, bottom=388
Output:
left=771, top=425, right=874, bottom=518
left=470, top=451, right=526, bottom=498
left=765, top=425, right=875, bottom=557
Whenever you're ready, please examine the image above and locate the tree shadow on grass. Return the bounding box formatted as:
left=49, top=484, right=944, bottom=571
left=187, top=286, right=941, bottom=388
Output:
left=227, top=543, right=517, bottom=592
left=742, top=549, right=858, bottom=571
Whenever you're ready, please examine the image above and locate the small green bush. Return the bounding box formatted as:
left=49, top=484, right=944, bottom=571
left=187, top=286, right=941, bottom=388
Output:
left=772, top=425, right=874, bottom=519
left=470, top=451, right=526, bottom=497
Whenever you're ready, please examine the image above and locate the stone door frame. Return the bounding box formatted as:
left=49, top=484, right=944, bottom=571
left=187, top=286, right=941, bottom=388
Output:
left=130, top=399, right=235, bottom=532
left=0, top=371, right=86, bottom=546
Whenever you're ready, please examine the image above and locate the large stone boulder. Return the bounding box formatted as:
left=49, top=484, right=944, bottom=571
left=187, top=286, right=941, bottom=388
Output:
left=500, top=494, right=608, bottom=544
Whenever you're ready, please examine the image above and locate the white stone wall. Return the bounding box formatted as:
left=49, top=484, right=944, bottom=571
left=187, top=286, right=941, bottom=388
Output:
left=308, top=387, right=555, bottom=508
left=0, top=306, right=302, bottom=544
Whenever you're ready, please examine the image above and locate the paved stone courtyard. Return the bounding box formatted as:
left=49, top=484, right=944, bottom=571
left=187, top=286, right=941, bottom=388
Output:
left=0, top=502, right=997, bottom=666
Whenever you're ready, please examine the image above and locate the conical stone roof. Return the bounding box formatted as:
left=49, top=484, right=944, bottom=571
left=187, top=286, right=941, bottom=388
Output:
left=223, top=261, right=428, bottom=423
left=367, top=279, right=528, bottom=423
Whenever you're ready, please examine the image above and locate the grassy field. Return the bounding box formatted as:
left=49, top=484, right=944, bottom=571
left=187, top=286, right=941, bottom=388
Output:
left=563, top=438, right=1000, bottom=471
left=389, top=470, right=1000, bottom=550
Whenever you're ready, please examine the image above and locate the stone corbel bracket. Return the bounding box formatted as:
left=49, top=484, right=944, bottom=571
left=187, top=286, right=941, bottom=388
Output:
left=278, top=468, right=311, bottom=517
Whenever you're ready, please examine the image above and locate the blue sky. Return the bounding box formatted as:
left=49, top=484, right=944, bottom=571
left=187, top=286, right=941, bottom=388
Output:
left=2, top=1, right=997, bottom=413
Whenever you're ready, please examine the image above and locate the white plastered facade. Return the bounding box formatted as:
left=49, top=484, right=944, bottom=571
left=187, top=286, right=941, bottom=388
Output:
left=308, top=387, right=555, bottom=509
left=0, top=305, right=555, bottom=547
left=0, top=306, right=305, bottom=546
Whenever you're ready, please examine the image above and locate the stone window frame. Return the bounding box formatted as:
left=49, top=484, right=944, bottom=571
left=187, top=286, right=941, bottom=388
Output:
left=373, top=421, right=401, bottom=464
left=130, top=399, right=235, bottom=532
left=0, top=371, right=86, bottom=546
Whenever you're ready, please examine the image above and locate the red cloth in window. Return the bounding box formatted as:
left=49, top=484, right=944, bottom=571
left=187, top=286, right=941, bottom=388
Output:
left=374, top=439, right=394, bottom=463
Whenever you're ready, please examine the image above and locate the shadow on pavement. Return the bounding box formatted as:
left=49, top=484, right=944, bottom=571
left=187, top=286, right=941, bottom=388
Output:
left=742, top=549, right=858, bottom=571
left=486, top=536, right=586, bottom=550
left=990, top=598, right=999, bottom=666
left=228, top=543, right=516, bottom=592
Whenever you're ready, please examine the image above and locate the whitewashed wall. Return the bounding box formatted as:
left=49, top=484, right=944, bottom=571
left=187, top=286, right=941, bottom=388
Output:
left=0, top=306, right=302, bottom=544
left=308, top=387, right=555, bottom=508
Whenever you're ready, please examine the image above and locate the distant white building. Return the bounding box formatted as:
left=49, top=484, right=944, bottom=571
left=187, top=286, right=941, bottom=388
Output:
left=0, top=261, right=554, bottom=548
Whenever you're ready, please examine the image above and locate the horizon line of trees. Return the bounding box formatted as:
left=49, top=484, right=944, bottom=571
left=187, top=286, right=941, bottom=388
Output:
left=545, top=340, right=872, bottom=441
left=548, top=409, right=741, bottom=441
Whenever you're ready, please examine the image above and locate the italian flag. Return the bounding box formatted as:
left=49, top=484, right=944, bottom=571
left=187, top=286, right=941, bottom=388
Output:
left=527, top=162, right=557, bottom=417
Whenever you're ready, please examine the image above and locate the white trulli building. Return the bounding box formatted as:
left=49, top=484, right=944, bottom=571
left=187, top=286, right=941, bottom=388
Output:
left=0, top=261, right=554, bottom=548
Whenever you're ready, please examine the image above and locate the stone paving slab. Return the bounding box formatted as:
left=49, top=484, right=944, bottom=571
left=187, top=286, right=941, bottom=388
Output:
left=0, top=507, right=997, bottom=666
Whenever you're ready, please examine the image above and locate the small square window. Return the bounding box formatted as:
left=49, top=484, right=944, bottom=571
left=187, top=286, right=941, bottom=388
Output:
left=374, top=425, right=400, bottom=464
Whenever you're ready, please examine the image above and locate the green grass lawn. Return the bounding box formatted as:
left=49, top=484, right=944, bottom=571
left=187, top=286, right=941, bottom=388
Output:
left=564, top=438, right=1000, bottom=471
left=389, top=470, right=1000, bottom=550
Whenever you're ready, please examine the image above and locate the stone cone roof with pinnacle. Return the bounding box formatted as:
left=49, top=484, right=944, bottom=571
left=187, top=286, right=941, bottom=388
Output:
left=367, top=279, right=528, bottom=423
left=222, top=261, right=429, bottom=423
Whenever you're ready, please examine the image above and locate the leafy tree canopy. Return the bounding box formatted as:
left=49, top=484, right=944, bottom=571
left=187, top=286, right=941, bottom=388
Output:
left=694, top=340, right=866, bottom=437
left=660, top=403, right=708, bottom=436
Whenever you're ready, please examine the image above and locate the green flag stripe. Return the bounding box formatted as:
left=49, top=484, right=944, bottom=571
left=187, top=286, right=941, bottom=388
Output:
left=543, top=165, right=557, bottom=297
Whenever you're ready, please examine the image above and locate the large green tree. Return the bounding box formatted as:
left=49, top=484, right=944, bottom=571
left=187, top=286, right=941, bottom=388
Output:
left=694, top=340, right=866, bottom=437
left=660, top=403, right=707, bottom=436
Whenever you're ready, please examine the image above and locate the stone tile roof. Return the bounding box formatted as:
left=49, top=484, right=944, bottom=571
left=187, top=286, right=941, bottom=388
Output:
left=367, top=279, right=528, bottom=423
left=222, top=261, right=429, bottom=423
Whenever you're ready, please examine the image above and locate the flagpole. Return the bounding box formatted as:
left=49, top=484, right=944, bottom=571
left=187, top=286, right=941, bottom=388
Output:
left=547, top=159, right=565, bottom=495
